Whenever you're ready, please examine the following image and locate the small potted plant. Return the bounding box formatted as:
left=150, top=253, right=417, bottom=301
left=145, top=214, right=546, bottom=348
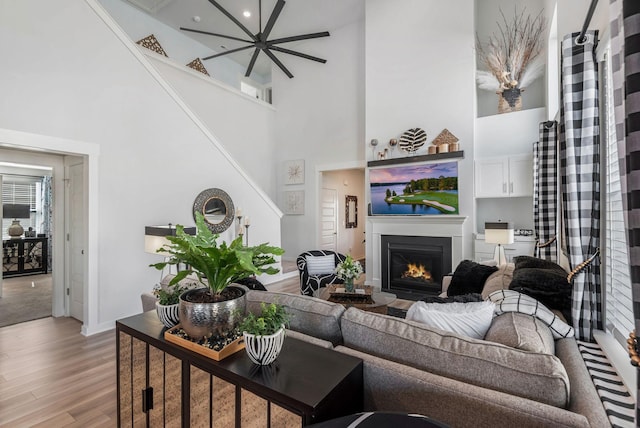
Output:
left=153, top=282, right=188, bottom=328
left=335, top=255, right=363, bottom=292
left=239, top=302, right=290, bottom=365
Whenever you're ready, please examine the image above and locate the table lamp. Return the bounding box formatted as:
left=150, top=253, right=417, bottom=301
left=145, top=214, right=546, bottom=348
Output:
left=3, top=204, right=31, bottom=238
left=145, top=224, right=196, bottom=256
left=484, top=221, right=514, bottom=265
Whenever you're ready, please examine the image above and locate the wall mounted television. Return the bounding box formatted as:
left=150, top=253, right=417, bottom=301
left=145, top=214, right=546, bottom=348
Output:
left=369, top=161, right=459, bottom=215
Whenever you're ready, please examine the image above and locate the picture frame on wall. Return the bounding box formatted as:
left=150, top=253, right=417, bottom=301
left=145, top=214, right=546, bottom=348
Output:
left=284, top=159, right=305, bottom=185
left=284, top=190, right=304, bottom=215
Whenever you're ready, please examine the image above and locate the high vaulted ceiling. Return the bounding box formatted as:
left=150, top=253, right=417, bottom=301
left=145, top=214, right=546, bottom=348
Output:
left=125, top=0, right=364, bottom=78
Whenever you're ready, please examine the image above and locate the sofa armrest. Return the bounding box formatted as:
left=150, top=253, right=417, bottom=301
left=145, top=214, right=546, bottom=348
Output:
left=141, top=292, right=157, bottom=313
left=335, top=346, right=589, bottom=428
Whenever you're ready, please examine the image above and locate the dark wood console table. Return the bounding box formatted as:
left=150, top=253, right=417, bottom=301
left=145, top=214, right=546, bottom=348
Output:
left=2, top=237, right=48, bottom=277
left=116, top=311, right=363, bottom=427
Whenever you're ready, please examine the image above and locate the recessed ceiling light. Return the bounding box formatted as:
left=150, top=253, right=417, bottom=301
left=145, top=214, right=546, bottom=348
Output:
left=243, top=10, right=251, bottom=18
left=192, top=15, right=201, bottom=22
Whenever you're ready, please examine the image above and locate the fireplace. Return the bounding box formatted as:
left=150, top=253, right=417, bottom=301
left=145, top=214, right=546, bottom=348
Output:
left=381, top=235, right=452, bottom=300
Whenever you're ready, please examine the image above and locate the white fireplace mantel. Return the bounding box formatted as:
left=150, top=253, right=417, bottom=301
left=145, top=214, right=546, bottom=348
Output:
left=366, top=216, right=468, bottom=289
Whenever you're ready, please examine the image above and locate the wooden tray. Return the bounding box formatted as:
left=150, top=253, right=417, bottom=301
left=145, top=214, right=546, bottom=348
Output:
left=164, top=325, right=245, bottom=361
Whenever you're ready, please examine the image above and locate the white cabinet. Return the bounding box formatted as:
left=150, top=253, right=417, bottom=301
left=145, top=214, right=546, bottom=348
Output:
left=474, top=235, right=536, bottom=263
left=475, top=155, right=533, bottom=198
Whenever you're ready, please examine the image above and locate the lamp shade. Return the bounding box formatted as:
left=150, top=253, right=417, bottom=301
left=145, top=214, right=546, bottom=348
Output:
left=484, top=222, right=514, bottom=245
left=3, top=204, right=30, bottom=219
left=145, top=225, right=196, bottom=255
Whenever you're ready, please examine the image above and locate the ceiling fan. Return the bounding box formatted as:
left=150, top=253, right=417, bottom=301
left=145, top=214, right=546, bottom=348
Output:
left=180, top=0, right=330, bottom=78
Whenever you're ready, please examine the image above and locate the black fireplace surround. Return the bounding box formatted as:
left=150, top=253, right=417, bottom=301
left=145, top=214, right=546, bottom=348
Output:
left=381, top=235, right=452, bottom=300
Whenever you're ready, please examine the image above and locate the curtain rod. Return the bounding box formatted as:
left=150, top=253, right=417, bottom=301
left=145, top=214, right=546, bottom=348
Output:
left=578, top=0, right=599, bottom=43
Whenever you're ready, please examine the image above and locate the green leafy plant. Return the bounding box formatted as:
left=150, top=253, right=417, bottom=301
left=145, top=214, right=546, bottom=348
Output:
left=239, top=302, right=290, bottom=336
left=150, top=212, right=284, bottom=297
left=153, top=282, right=188, bottom=306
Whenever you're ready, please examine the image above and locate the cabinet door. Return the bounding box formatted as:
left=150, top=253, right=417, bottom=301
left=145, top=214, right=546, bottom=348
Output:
left=475, top=159, right=509, bottom=197
left=508, top=155, right=533, bottom=196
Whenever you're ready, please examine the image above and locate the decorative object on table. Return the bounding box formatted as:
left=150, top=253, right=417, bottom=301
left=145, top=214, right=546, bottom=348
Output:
left=283, top=190, right=304, bottom=215
left=476, top=9, right=546, bottom=113
left=239, top=302, right=290, bottom=365
left=398, top=128, right=427, bottom=155
left=428, top=146, right=437, bottom=154
left=153, top=282, right=188, bottom=328
left=377, top=148, right=388, bottom=160
left=437, top=143, right=449, bottom=153
left=485, top=221, right=515, bottom=265
left=335, top=255, right=363, bottom=293
left=284, top=159, right=305, bottom=185
left=388, top=138, right=398, bottom=157
left=327, top=284, right=374, bottom=305
left=431, top=128, right=460, bottom=153
left=3, top=204, right=30, bottom=238
left=136, top=34, right=168, bottom=57
left=235, top=206, right=244, bottom=239
left=192, top=188, right=235, bottom=234
left=25, top=227, right=36, bottom=238
left=345, top=195, right=357, bottom=229
left=370, top=139, right=379, bottom=159
left=244, top=216, right=251, bottom=246
left=186, top=58, right=210, bottom=76
left=369, top=162, right=459, bottom=215
left=180, top=0, right=329, bottom=79
left=164, top=325, right=245, bottom=361
left=150, top=212, right=284, bottom=339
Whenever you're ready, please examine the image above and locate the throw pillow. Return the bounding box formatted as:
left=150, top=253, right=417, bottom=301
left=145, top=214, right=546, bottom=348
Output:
left=509, top=267, right=572, bottom=322
left=406, top=300, right=495, bottom=339
left=305, top=255, right=336, bottom=275
left=513, top=255, right=567, bottom=273
left=447, top=260, right=498, bottom=296
left=488, top=289, right=574, bottom=339
left=484, top=312, right=555, bottom=355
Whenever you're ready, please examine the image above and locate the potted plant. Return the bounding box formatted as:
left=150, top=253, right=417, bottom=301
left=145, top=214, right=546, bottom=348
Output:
left=239, top=302, right=290, bottom=365
left=151, top=212, right=284, bottom=339
left=153, top=282, right=188, bottom=328
left=335, top=255, right=363, bottom=293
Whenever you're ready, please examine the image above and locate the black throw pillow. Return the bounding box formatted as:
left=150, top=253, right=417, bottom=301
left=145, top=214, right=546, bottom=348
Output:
left=447, top=260, right=498, bottom=296
left=421, top=293, right=484, bottom=304
left=513, top=255, right=566, bottom=273
left=509, top=267, right=572, bottom=322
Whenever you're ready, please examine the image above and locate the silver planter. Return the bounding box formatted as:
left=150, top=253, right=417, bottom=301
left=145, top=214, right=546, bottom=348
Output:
left=178, top=286, right=246, bottom=339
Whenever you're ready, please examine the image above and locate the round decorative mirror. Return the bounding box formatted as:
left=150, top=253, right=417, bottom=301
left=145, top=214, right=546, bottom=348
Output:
left=193, top=188, right=235, bottom=233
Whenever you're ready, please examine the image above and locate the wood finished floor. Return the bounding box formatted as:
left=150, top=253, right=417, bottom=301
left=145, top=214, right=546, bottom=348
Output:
left=0, top=275, right=413, bottom=427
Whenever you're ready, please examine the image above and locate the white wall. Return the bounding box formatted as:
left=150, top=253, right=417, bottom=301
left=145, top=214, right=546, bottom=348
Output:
left=321, top=169, right=366, bottom=260
left=0, top=0, right=282, bottom=334
left=365, top=0, right=476, bottom=278
left=272, top=17, right=366, bottom=261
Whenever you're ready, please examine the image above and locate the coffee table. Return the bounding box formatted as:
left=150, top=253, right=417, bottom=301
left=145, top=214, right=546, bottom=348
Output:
left=314, top=285, right=397, bottom=314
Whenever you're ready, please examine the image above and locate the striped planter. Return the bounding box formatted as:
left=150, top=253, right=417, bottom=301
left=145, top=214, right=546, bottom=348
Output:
left=156, top=302, right=180, bottom=329
left=243, top=327, right=285, bottom=365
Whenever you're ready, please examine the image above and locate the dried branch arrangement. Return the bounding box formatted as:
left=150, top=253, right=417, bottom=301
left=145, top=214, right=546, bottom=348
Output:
left=476, top=9, right=546, bottom=93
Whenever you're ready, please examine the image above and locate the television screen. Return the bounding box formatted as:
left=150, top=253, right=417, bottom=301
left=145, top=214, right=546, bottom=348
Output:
left=369, top=161, right=459, bottom=215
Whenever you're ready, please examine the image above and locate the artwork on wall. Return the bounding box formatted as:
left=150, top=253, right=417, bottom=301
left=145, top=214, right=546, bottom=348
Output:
left=284, top=159, right=305, bottom=185
left=369, top=161, right=459, bottom=215
left=345, top=195, right=357, bottom=228
left=284, top=190, right=304, bottom=215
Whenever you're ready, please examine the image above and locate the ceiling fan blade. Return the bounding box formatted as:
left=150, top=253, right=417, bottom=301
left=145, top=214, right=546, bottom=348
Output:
left=262, top=0, right=285, bottom=41
left=180, top=27, right=253, bottom=44
left=263, top=49, right=293, bottom=78
left=202, top=45, right=254, bottom=61
left=268, top=31, right=330, bottom=45
left=207, top=0, right=257, bottom=41
left=245, top=48, right=261, bottom=77
left=269, top=46, right=326, bottom=63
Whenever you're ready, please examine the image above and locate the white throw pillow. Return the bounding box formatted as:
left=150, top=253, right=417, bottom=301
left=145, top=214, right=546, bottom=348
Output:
left=305, top=255, right=336, bottom=275
left=406, top=300, right=495, bottom=339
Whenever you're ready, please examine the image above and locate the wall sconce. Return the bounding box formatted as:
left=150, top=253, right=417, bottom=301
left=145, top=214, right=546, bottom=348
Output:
left=484, top=221, right=514, bottom=265
left=3, top=204, right=31, bottom=238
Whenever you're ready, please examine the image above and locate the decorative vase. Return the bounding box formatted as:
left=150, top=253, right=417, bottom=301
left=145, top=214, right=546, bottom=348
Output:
left=156, top=301, right=180, bottom=329
left=498, top=88, right=522, bottom=113
left=243, top=327, right=286, bottom=365
left=344, top=279, right=355, bottom=293
left=178, top=285, right=246, bottom=339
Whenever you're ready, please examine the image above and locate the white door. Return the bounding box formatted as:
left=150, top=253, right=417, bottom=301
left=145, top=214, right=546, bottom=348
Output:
left=320, top=188, right=337, bottom=251
left=68, top=163, right=85, bottom=321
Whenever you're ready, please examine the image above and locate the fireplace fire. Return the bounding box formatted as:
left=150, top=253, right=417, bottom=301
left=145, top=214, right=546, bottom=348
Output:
left=381, top=235, right=452, bottom=300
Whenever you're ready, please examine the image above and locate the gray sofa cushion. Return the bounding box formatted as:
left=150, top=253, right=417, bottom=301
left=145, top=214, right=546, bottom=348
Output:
left=481, top=263, right=514, bottom=298
left=340, top=307, right=570, bottom=408
left=485, top=312, right=555, bottom=355
left=245, top=290, right=345, bottom=346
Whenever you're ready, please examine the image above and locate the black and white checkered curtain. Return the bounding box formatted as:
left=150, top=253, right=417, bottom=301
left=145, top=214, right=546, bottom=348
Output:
left=534, top=121, right=558, bottom=261
left=559, top=30, right=602, bottom=342
left=610, top=0, right=640, bottom=420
